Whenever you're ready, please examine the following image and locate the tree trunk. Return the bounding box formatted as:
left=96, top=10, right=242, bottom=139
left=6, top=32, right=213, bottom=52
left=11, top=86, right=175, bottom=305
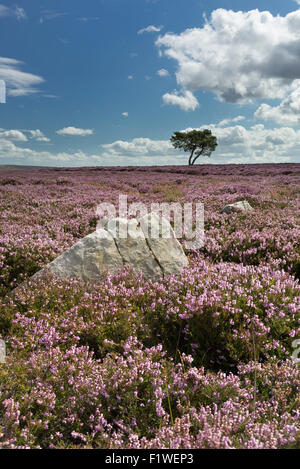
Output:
left=191, top=148, right=204, bottom=166
left=191, top=154, right=199, bottom=165
left=188, top=149, right=195, bottom=165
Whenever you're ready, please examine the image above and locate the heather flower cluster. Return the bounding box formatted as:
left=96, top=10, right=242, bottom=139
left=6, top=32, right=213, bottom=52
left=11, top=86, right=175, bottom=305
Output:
left=0, top=163, right=299, bottom=449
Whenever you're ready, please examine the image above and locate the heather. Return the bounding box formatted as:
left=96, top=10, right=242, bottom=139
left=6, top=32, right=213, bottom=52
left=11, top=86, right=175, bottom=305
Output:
left=0, top=163, right=299, bottom=449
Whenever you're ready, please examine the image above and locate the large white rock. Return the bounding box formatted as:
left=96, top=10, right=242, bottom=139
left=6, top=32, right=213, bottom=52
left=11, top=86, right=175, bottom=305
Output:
left=139, top=212, right=188, bottom=276
left=106, top=218, right=162, bottom=278
left=33, top=213, right=188, bottom=282
left=33, top=229, right=123, bottom=281
left=222, top=200, right=253, bottom=214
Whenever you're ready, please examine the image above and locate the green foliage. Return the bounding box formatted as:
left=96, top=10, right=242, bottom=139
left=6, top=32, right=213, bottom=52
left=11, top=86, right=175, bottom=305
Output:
left=170, top=129, right=218, bottom=165
left=2, top=262, right=298, bottom=373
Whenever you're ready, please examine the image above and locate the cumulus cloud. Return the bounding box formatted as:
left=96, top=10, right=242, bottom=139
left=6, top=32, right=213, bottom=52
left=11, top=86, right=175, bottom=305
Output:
left=156, top=7, right=300, bottom=113
left=181, top=123, right=300, bottom=163
left=162, top=90, right=199, bottom=111
left=157, top=68, right=169, bottom=77
left=0, top=128, right=51, bottom=143
left=138, top=25, right=162, bottom=34
left=0, top=136, right=131, bottom=167
left=255, top=81, right=300, bottom=125
left=218, top=116, right=246, bottom=126
left=122, top=112, right=128, bottom=117
left=102, top=138, right=173, bottom=157
left=0, top=138, right=94, bottom=164
left=56, top=127, right=93, bottom=136
left=0, top=57, right=44, bottom=96
left=97, top=125, right=300, bottom=164
left=0, top=129, right=27, bottom=141
left=28, top=129, right=50, bottom=142
left=1, top=123, right=300, bottom=166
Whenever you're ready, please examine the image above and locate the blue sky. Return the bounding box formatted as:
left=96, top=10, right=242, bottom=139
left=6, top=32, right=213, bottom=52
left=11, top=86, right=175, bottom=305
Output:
left=1, top=0, right=300, bottom=166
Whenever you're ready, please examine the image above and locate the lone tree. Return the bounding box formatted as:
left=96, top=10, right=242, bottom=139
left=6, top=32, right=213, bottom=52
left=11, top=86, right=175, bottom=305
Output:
left=170, top=129, right=218, bottom=165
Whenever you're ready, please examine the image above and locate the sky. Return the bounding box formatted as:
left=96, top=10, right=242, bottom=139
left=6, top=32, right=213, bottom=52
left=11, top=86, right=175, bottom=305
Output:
left=1, top=0, right=300, bottom=166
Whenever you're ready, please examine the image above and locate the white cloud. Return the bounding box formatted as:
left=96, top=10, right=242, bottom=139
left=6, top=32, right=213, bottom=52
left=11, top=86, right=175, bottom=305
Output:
left=58, top=37, right=69, bottom=45
left=0, top=136, right=124, bottom=166
left=0, top=4, right=27, bottom=21
left=218, top=116, right=246, bottom=126
left=122, top=112, right=128, bottom=117
left=1, top=121, right=300, bottom=166
left=162, top=89, right=199, bottom=111
left=0, top=57, right=44, bottom=96
left=0, top=129, right=27, bottom=141
left=78, top=17, right=99, bottom=22
left=56, top=127, right=94, bottom=136
left=28, top=129, right=50, bottom=142
left=40, top=10, right=68, bottom=24
left=138, top=25, right=162, bottom=35
left=156, top=7, right=300, bottom=113
left=95, top=125, right=300, bottom=164
left=0, top=79, right=5, bottom=103
left=43, top=94, right=58, bottom=99
left=0, top=128, right=50, bottom=143
left=100, top=123, right=300, bottom=165
left=102, top=137, right=174, bottom=158
left=181, top=123, right=300, bottom=163
left=15, top=6, right=26, bottom=21
left=255, top=80, right=300, bottom=125
left=157, top=68, right=169, bottom=77
left=0, top=5, right=10, bottom=17
left=0, top=138, right=92, bottom=164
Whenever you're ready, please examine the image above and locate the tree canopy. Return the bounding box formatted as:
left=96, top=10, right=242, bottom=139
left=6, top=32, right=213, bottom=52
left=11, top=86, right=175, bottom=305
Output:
left=170, top=129, right=218, bottom=165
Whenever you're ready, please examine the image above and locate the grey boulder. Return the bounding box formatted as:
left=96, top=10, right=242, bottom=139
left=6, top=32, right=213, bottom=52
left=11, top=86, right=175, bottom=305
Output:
left=222, top=200, right=253, bottom=214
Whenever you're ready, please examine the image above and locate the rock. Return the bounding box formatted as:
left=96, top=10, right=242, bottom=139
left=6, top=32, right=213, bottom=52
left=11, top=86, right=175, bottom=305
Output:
left=222, top=200, right=253, bottom=214
left=139, top=212, right=188, bottom=276
left=106, top=217, right=162, bottom=278
left=33, top=212, right=188, bottom=282
left=33, top=229, right=123, bottom=282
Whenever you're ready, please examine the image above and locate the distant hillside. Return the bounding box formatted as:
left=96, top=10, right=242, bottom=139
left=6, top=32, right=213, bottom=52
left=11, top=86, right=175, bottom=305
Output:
left=0, top=165, right=51, bottom=171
